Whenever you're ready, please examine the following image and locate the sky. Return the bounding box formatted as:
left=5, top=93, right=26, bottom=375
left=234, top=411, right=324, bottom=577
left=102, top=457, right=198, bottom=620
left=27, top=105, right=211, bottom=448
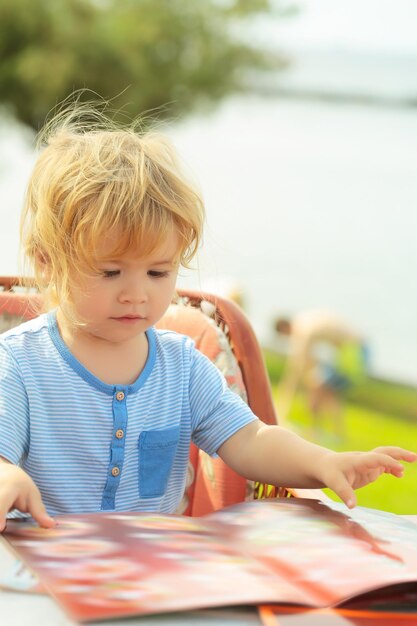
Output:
left=1, top=0, right=416, bottom=383
left=263, top=0, right=417, bottom=54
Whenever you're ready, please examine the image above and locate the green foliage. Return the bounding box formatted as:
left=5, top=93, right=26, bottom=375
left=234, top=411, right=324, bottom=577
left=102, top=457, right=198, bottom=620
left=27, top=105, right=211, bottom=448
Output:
left=263, top=348, right=286, bottom=384
left=0, top=0, right=287, bottom=129
left=347, top=377, right=417, bottom=422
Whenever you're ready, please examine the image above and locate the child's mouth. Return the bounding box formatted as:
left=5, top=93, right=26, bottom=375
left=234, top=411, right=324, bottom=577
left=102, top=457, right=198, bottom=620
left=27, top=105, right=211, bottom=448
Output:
left=112, top=316, right=145, bottom=324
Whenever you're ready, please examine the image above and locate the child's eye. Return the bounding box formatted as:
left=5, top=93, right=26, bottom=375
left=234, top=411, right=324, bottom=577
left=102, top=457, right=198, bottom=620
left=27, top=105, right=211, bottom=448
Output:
left=148, top=270, right=169, bottom=278
left=103, top=270, right=120, bottom=278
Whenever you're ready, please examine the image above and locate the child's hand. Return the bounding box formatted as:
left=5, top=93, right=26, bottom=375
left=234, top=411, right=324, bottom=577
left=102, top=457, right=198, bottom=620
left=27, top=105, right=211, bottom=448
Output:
left=320, top=446, right=417, bottom=509
left=0, top=462, right=55, bottom=531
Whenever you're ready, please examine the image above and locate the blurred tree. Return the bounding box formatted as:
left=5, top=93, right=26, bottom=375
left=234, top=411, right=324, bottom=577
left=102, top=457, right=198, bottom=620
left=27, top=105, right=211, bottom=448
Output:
left=0, top=0, right=292, bottom=129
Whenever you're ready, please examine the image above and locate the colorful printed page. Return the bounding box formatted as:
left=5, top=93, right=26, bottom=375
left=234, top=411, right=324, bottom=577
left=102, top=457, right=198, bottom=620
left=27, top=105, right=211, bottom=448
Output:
left=3, top=498, right=417, bottom=623
left=205, top=499, right=417, bottom=607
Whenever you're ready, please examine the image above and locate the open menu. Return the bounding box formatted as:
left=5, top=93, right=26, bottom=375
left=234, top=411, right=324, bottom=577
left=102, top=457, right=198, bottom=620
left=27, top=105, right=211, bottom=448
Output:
left=2, top=498, right=417, bottom=623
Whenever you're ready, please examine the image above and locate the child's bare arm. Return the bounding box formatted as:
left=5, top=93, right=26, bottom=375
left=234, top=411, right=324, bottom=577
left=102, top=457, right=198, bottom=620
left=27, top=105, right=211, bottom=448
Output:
left=217, top=421, right=417, bottom=508
left=0, top=457, right=55, bottom=531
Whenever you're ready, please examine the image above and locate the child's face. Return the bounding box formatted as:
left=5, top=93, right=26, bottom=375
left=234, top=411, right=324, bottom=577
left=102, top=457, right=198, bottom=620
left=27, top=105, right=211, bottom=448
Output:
left=65, top=232, right=180, bottom=344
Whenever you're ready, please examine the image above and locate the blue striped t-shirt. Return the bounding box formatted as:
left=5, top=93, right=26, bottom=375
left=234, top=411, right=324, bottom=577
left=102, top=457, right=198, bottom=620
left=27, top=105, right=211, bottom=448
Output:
left=0, top=312, right=257, bottom=516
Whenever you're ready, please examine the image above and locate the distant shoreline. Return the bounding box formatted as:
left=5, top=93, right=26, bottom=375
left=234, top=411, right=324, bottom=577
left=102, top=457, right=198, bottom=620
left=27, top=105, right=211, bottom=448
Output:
left=258, top=86, right=417, bottom=110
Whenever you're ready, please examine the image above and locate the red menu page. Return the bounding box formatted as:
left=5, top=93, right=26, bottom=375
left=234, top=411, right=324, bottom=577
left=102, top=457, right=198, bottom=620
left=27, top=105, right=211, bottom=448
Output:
left=3, top=498, right=417, bottom=622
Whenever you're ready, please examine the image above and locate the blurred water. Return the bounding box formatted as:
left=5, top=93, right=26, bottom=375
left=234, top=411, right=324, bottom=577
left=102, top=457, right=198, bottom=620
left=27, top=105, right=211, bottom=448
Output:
left=1, top=96, right=416, bottom=385
left=168, top=97, right=417, bottom=386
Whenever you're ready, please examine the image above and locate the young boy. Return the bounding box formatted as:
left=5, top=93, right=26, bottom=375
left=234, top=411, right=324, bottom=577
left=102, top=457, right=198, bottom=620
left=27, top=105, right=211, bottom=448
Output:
left=0, top=110, right=415, bottom=530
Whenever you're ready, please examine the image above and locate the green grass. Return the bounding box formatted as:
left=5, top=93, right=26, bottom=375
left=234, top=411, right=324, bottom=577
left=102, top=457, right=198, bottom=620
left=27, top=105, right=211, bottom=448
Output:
left=348, top=378, right=417, bottom=422
left=264, top=348, right=417, bottom=514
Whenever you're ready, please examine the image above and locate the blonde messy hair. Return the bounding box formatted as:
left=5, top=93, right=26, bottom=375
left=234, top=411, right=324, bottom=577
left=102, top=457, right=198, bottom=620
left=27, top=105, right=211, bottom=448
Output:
left=20, top=102, right=205, bottom=314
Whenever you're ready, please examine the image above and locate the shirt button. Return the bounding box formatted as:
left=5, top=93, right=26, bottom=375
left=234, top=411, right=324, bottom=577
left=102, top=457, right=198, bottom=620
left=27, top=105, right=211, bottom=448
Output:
left=116, top=391, right=125, bottom=401
left=111, top=466, right=120, bottom=477
left=115, top=429, right=124, bottom=439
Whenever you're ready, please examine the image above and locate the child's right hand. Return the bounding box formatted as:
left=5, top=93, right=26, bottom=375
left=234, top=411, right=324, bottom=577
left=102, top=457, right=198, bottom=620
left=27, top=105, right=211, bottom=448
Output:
left=0, top=461, right=55, bottom=531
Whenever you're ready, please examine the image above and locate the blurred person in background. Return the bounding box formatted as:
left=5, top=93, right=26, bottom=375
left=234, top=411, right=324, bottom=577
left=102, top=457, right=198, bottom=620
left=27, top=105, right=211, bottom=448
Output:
left=275, top=311, right=370, bottom=442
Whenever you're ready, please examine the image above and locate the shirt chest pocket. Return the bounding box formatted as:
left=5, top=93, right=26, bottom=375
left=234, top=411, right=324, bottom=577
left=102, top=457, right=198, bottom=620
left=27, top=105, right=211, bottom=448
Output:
left=138, top=427, right=180, bottom=498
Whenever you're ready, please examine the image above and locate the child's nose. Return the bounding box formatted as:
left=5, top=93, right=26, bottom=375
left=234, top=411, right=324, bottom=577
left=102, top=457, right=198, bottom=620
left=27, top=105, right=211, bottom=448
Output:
left=119, top=281, right=148, bottom=303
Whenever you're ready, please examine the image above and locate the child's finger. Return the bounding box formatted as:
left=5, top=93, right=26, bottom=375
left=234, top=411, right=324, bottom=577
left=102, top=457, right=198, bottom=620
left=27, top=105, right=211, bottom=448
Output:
left=326, top=474, right=357, bottom=509
left=0, top=493, right=15, bottom=531
left=27, top=492, right=55, bottom=528
left=372, top=447, right=417, bottom=463
left=353, top=452, right=404, bottom=476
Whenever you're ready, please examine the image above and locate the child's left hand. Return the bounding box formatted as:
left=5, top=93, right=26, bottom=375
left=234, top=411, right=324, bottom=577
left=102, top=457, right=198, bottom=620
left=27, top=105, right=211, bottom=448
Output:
left=320, top=446, right=417, bottom=508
